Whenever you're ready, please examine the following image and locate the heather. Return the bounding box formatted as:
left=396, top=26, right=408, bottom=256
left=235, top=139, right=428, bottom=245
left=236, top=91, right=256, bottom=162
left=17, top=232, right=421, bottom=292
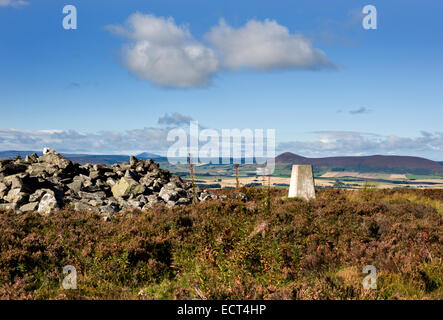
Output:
left=0, top=188, right=441, bottom=300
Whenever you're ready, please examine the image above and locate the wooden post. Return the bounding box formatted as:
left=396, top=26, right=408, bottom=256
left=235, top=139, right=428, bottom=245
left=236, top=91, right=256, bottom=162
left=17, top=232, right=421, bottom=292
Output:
left=235, top=163, right=239, bottom=189
left=189, top=153, right=196, bottom=203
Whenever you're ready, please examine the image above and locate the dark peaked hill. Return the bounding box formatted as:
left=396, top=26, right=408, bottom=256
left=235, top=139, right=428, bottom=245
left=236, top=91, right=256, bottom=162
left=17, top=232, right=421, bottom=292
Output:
left=276, top=152, right=443, bottom=174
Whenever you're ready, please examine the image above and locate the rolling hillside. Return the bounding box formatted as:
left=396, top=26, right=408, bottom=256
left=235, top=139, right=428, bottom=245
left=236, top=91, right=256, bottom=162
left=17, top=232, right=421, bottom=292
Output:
left=1, top=150, right=442, bottom=175
left=276, top=152, right=443, bottom=175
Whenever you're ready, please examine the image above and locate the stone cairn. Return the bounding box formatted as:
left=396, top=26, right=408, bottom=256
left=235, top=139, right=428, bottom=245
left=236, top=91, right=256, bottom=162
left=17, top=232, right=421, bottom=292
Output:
left=0, top=149, right=216, bottom=219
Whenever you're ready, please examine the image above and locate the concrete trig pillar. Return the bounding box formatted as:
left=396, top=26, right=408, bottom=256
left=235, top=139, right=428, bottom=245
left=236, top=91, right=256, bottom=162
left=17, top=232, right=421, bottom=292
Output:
left=288, top=165, right=316, bottom=200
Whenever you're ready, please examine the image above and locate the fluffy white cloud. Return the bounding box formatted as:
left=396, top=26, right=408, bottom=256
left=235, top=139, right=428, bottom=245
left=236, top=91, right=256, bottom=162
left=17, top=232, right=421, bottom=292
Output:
left=107, top=14, right=334, bottom=88
left=0, top=113, right=201, bottom=154
left=1, top=126, right=442, bottom=161
left=106, top=13, right=219, bottom=88
left=205, top=19, right=333, bottom=71
left=277, top=131, right=443, bottom=159
left=0, top=128, right=172, bottom=155
left=0, top=0, right=29, bottom=7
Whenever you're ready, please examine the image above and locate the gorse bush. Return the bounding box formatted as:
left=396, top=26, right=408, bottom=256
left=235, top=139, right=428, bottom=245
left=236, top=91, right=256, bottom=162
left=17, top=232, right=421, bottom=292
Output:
left=0, top=188, right=441, bottom=300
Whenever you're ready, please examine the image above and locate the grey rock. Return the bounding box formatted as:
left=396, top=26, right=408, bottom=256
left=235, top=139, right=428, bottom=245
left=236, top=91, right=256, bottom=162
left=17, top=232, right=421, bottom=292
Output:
left=125, top=169, right=139, bottom=181
left=88, top=199, right=105, bottom=207
left=0, top=203, right=18, bottom=211
left=147, top=194, right=161, bottom=203
left=227, top=191, right=248, bottom=202
left=27, top=163, right=53, bottom=177
left=75, top=174, right=93, bottom=188
left=0, top=182, right=7, bottom=192
left=176, top=197, right=191, bottom=205
left=127, top=199, right=143, bottom=209
left=104, top=171, right=117, bottom=178
left=0, top=182, right=8, bottom=198
left=25, top=153, right=39, bottom=163
left=117, top=198, right=131, bottom=210
left=78, top=191, right=106, bottom=201
left=100, top=204, right=117, bottom=218
left=115, top=170, right=124, bottom=177
left=130, top=155, right=140, bottom=167
left=4, top=188, right=29, bottom=204
left=89, top=170, right=100, bottom=180
left=83, top=184, right=102, bottom=192
left=159, top=187, right=179, bottom=202
left=39, top=149, right=72, bottom=170
left=95, top=179, right=109, bottom=190
left=165, top=181, right=178, bottom=189
left=198, top=192, right=212, bottom=202
left=105, top=197, right=119, bottom=206
left=38, top=193, right=59, bottom=215
left=139, top=176, right=154, bottom=187
left=72, top=201, right=99, bottom=213
left=0, top=151, right=215, bottom=212
left=19, top=202, right=39, bottom=212
left=29, top=188, right=54, bottom=202
left=111, top=176, right=145, bottom=198
left=0, top=161, right=27, bottom=176
left=67, top=179, right=82, bottom=193
left=135, top=194, right=148, bottom=204
left=151, top=179, right=162, bottom=192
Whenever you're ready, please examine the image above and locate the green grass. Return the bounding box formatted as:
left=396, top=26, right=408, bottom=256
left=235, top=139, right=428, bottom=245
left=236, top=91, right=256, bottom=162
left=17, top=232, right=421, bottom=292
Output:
left=406, top=174, right=443, bottom=180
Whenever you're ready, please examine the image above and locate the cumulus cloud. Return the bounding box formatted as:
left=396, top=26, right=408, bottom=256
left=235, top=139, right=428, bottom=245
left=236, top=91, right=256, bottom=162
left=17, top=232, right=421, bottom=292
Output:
left=277, top=131, right=443, bottom=159
left=206, top=19, right=333, bottom=71
left=0, top=128, right=172, bottom=155
left=0, top=113, right=202, bottom=155
left=0, top=0, right=29, bottom=7
left=106, top=13, right=219, bottom=88
left=1, top=125, right=442, bottom=160
left=106, top=14, right=334, bottom=88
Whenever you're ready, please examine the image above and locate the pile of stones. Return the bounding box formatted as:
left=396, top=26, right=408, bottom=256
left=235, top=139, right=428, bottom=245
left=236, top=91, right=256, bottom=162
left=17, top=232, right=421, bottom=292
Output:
left=0, top=149, right=216, bottom=219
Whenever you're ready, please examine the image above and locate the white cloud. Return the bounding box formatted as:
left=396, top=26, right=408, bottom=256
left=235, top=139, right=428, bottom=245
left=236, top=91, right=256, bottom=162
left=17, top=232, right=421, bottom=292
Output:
left=1, top=125, right=442, bottom=161
left=206, top=18, right=334, bottom=71
left=0, top=0, right=29, bottom=8
left=106, top=13, right=218, bottom=88
left=277, top=131, right=443, bottom=159
left=0, top=127, right=172, bottom=155
left=158, top=112, right=194, bottom=126
left=107, top=14, right=334, bottom=88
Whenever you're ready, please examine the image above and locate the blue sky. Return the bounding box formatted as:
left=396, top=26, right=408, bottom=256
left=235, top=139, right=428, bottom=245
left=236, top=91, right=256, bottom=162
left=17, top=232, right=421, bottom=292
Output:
left=0, top=0, right=442, bottom=159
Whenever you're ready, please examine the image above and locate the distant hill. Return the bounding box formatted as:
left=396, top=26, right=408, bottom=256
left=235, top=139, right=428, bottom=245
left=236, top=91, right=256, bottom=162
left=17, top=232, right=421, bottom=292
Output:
left=276, top=152, right=443, bottom=175
left=2, top=150, right=442, bottom=175
left=136, top=152, right=168, bottom=161
left=0, top=150, right=165, bottom=165
left=0, top=150, right=43, bottom=159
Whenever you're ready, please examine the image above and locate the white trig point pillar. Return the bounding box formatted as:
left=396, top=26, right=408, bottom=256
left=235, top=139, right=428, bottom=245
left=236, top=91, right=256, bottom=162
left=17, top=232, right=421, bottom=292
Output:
left=288, top=165, right=316, bottom=200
